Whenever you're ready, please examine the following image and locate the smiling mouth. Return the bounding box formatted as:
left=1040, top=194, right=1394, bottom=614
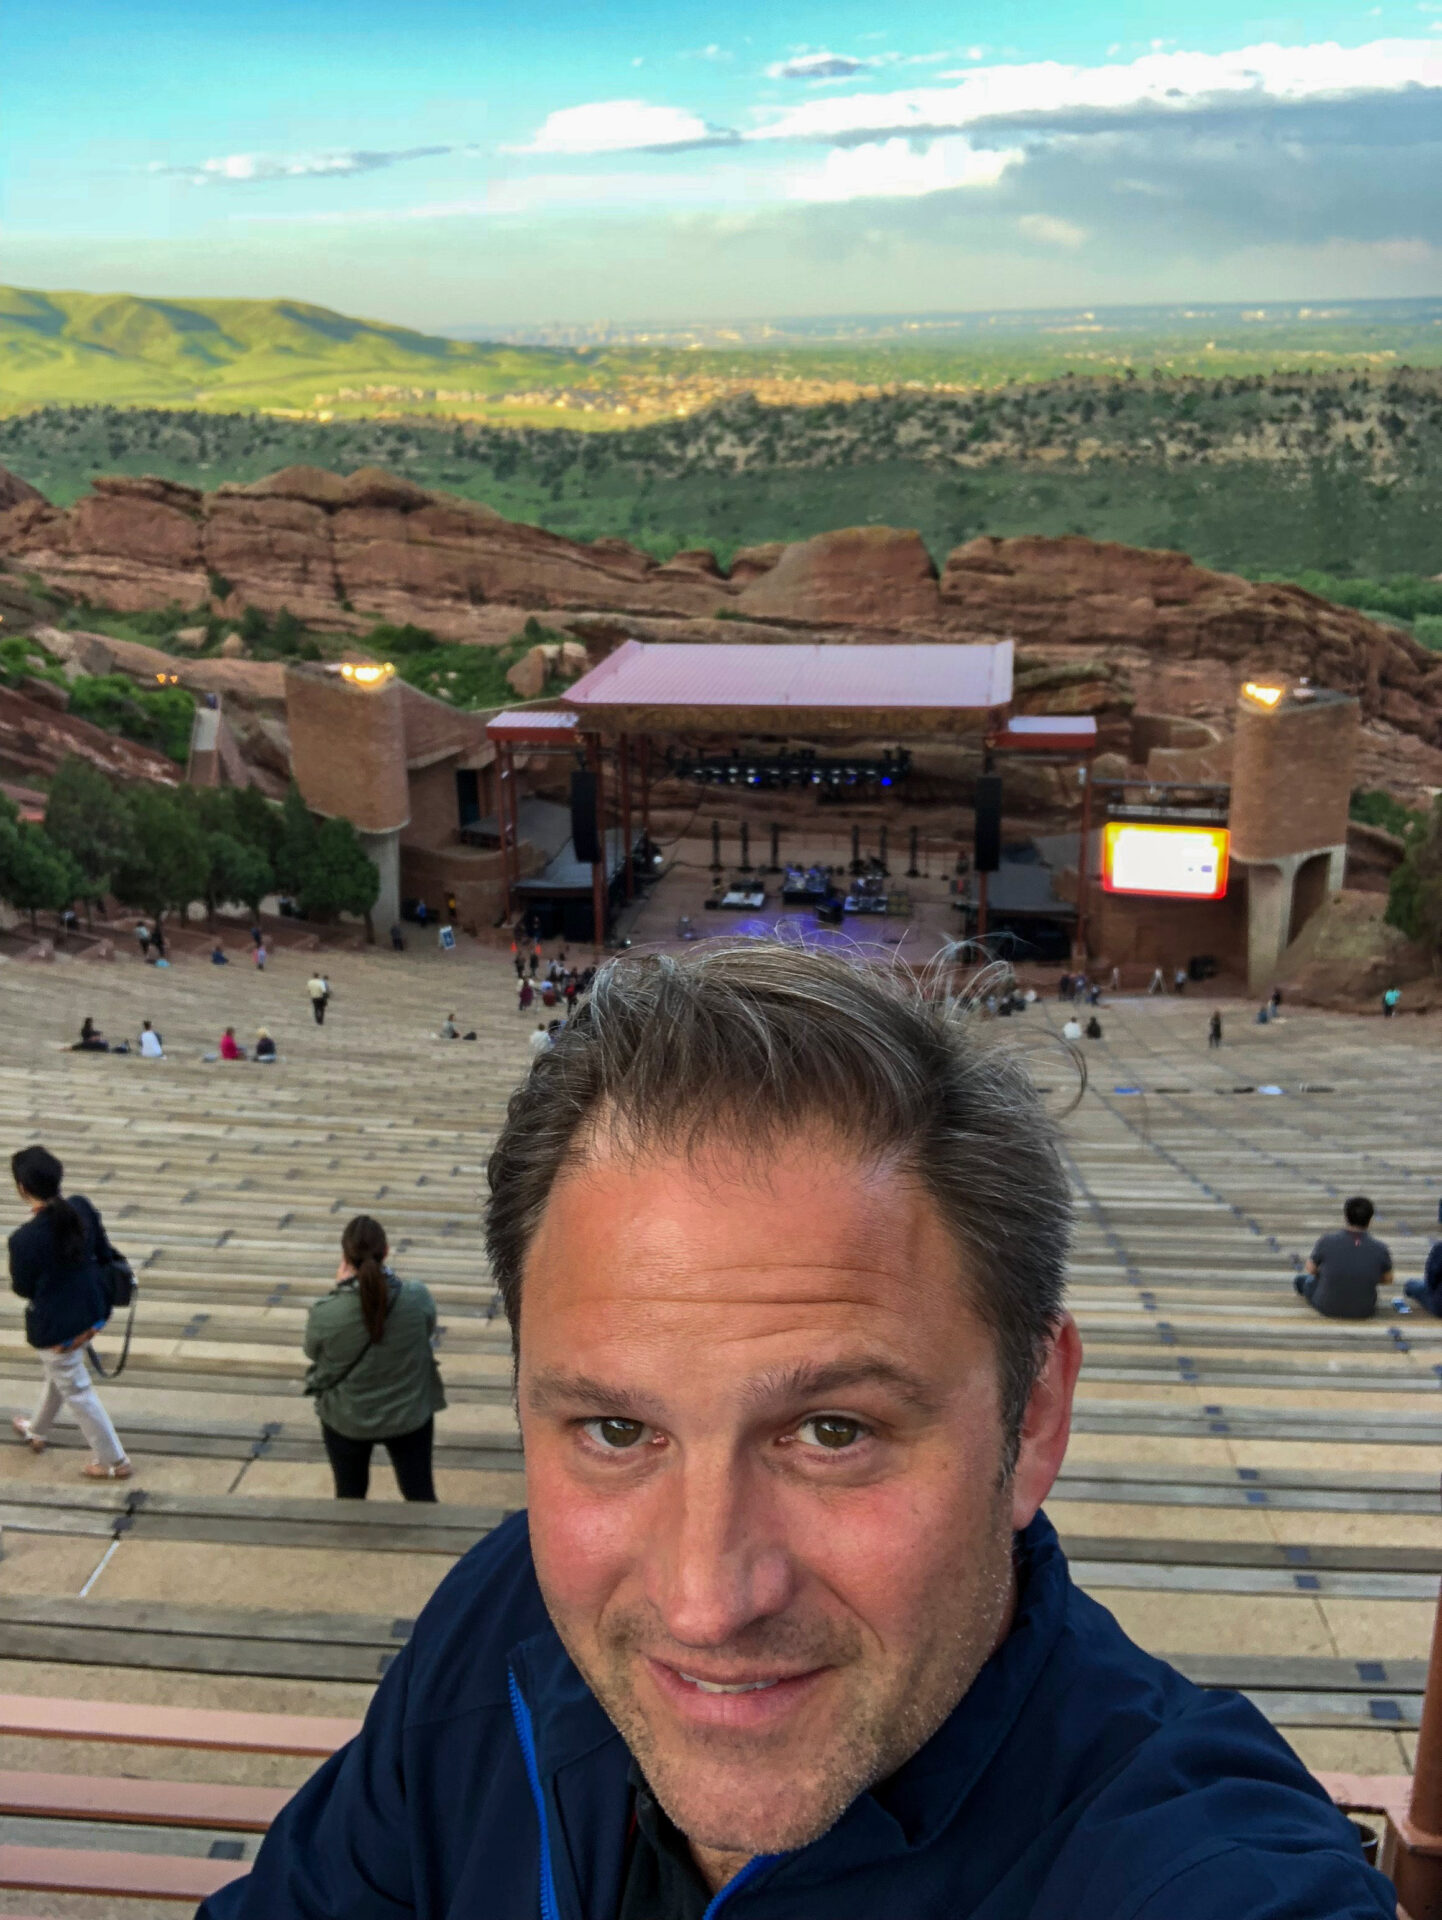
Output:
left=678, top=1673, right=782, bottom=1695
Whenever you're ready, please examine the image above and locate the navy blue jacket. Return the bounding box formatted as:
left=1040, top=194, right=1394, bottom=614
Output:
left=8, top=1196, right=114, bottom=1349
left=199, top=1510, right=1391, bottom=1919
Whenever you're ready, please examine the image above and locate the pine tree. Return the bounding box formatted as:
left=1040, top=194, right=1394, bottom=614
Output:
left=44, top=757, right=136, bottom=908
left=275, top=783, right=318, bottom=896
left=298, top=817, right=381, bottom=928
left=111, top=786, right=209, bottom=931
left=0, top=810, right=84, bottom=932
left=1386, top=795, right=1442, bottom=957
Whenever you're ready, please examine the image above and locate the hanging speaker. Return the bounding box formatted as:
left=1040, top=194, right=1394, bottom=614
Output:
left=974, top=774, right=1002, bottom=874
left=570, top=772, right=601, bottom=865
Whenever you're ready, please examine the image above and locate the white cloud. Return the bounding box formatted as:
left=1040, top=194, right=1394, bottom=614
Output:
left=767, top=51, right=871, bottom=80
left=789, top=135, right=1022, bottom=201
left=755, top=39, right=1441, bottom=144
left=1018, top=213, right=1088, bottom=247
left=513, top=100, right=737, bottom=155
left=682, top=44, right=732, bottom=62
left=514, top=39, right=1442, bottom=167
left=151, top=146, right=456, bottom=186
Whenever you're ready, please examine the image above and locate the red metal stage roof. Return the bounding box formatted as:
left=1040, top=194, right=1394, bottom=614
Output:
left=485, top=708, right=581, bottom=747
left=563, top=640, right=1013, bottom=717
left=989, top=716, right=1098, bottom=753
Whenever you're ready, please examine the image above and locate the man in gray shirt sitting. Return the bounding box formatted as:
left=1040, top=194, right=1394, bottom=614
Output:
left=1295, top=1196, right=1393, bottom=1319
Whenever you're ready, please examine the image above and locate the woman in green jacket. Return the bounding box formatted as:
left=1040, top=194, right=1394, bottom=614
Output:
left=304, top=1215, right=444, bottom=1501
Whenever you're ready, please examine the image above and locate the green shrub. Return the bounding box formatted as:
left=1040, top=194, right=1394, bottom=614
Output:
left=0, top=635, right=66, bottom=690
left=66, top=674, right=196, bottom=762
left=1350, top=789, right=1425, bottom=839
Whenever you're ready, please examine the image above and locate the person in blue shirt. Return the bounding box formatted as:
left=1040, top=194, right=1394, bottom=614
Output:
left=200, top=943, right=1391, bottom=1920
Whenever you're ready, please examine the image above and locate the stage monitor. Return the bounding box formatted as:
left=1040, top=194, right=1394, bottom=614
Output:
left=1101, top=823, right=1230, bottom=900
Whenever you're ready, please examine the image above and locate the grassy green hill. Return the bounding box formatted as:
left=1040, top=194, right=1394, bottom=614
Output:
left=8, top=286, right=1442, bottom=422
left=0, top=287, right=605, bottom=412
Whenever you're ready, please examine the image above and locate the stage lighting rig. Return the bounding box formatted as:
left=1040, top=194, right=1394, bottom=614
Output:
left=666, top=747, right=910, bottom=794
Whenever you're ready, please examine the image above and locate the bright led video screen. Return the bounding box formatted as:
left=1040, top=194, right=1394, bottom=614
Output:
left=1101, top=823, right=1230, bottom=900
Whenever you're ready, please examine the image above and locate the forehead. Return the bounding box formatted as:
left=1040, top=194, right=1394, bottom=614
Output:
left=518, top=1131, right=983, bottom=1356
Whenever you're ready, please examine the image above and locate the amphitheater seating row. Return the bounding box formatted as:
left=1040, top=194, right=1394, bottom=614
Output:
left=0, top=937, right=1434, bottom=1910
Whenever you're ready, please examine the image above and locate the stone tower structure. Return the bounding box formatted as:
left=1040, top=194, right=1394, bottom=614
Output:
left=1229, top=681, right=1359, bottom=993
left=285, top=664, right=408, bottom=929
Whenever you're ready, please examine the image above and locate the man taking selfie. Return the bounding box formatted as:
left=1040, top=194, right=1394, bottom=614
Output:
left=201, top=944, right=1389, bottom=1918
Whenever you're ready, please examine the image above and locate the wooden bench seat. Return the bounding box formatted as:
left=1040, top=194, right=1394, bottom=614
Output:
left=0, top=1766, right=289, bottom=1828
left=0, top=1691, right=360, bottom=1754
left=0, top=1693, right=361, bottom=1902
left=0, top=1844, right=244, bottom=1901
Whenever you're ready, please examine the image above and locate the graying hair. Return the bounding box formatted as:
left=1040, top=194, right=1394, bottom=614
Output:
left=485, top=941, right=1071, bottom=1464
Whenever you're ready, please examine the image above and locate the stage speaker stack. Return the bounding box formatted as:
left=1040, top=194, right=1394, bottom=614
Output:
left=974, top=775, right=1002, bottom=874
left=570, top=772, right=601, bottom=865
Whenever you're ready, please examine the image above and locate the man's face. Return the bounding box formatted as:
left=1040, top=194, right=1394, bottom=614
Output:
left=519, top=1130, right=1078, bottom=1881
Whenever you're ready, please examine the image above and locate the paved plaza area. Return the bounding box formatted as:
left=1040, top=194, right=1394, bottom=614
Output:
left=0, top=934, right=1436, bottom=1912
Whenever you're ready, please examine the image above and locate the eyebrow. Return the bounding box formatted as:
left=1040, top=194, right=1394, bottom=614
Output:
left=523, top=1357, right=942, bottom=1422
left=525, top=1370, right=672, bottom=1423
left=738, top=1357, right=943, bottom=1418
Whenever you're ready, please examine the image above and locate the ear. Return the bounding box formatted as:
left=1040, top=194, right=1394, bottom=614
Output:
left=1010, top=1314, right=1083, bottom=1533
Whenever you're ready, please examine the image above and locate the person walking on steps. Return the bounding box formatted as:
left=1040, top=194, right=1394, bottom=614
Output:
left=1208, top=1011, right=1223, bottom=1050
left=8, top=1145, right=133, bottom=1480
left=307, top=972, right=329, bottom=1026
left=304, top=1215, right=444, bottom=1502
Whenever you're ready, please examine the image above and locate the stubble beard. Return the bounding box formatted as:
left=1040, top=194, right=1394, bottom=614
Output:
left=544, top=1489, right=1018, bottom=1862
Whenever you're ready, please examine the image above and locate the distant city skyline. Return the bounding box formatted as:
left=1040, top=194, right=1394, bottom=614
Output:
left=4, top=1, right=1440, bottom=327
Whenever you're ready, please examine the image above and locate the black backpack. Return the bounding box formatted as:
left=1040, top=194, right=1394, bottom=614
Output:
left=88, top=1220, right=138, bottom=1379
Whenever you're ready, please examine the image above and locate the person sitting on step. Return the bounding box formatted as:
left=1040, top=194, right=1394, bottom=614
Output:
left=138, top=1020, right=164, bottom=1059
left=1295, top=1196, right=1393, bottom=1320
left=220, top=1027, right=245, bottom=1061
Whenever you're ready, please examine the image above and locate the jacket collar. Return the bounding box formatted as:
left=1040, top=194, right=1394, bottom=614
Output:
left=507, top=1512, right=1071, bottom=1890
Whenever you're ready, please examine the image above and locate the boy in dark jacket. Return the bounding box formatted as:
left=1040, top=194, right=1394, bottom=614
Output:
left=8, top=1145, right=132, bottom=1479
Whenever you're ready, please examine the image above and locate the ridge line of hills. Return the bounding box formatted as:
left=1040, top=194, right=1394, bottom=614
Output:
left=6, top=283, right=1442, bottom=420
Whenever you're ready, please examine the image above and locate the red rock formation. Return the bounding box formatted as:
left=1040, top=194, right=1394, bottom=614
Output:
left=939, top=535, right=1442, bottom=741
left=0, top=466, right=44, bottom=513
left=0, top=684, right=181, bottom=789
left=736, top=527, right=941, bottom=625
left=6, top=466, right=1442, bottom=799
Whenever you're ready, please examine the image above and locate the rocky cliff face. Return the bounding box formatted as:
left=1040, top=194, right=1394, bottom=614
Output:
left=0, top=683, right=181, bottom=790
left=4, top=463, right=1440, bottom=796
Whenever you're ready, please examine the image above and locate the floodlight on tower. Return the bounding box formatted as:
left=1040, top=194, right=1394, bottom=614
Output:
left=1241, top=682, right=1283, bottom=707
left=340, top=662, right=396, bottom=687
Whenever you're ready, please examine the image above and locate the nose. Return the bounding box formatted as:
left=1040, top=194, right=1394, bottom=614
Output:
left=645, top=1449, right=797, bottom=1648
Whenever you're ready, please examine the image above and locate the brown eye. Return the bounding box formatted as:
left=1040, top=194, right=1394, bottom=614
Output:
left=799, top=1415, right=864, bottom=1451
left=585, top=1417, right=648, bottom=1449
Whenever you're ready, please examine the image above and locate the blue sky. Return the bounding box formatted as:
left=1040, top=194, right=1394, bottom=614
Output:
left=3, top=0, right=1440, bottom=328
